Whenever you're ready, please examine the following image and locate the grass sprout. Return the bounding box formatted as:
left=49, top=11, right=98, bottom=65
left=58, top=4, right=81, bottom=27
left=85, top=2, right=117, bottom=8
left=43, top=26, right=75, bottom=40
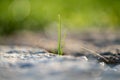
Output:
left=57, top=14, right=63, bottom=55
left=56, top=14, right=108, bottom=62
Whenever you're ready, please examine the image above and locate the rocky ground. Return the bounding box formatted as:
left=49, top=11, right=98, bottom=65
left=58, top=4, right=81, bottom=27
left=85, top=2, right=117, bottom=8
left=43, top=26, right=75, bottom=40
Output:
left=0, top=29, right=120, bottom=80
left=0, top=45, right=120, bottom=80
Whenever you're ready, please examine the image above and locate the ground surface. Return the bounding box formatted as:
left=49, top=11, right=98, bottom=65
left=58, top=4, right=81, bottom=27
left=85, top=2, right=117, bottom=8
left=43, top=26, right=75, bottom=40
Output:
left=0, top=45, right=120, bottom=80
left=0, top=29, right=120, bottom=80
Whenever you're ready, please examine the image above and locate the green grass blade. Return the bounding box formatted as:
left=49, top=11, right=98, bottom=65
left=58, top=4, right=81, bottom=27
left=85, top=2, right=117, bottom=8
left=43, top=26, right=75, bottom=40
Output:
left=58, top=14, right=62, bottom=55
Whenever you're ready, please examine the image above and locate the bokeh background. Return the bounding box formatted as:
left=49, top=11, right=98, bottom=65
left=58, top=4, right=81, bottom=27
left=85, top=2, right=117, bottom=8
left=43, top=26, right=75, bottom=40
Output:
left=0, top=0, right=120, bottom=35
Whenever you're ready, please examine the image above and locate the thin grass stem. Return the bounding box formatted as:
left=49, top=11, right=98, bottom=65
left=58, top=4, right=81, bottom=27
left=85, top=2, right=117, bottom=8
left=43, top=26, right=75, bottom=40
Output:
left=58, top=14, right=62, bottom=55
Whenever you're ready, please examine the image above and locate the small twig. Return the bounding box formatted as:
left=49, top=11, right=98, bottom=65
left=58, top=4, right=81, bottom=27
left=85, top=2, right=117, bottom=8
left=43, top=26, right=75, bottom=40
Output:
left=80, top=46, right=109, bottom=62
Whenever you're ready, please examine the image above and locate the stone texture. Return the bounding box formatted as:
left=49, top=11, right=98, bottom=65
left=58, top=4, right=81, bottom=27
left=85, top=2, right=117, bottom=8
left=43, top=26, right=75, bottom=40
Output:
left=0, top=46, right=120, bottom=80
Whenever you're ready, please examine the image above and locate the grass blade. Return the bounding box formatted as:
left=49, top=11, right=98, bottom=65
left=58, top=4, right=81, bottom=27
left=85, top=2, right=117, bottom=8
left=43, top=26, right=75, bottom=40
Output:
left=58, top=14, right=62, bottom=55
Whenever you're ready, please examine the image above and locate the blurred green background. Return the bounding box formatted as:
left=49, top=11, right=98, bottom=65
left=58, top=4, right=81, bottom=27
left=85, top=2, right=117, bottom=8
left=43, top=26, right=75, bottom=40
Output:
left=0, top=0, right=120, bottom=35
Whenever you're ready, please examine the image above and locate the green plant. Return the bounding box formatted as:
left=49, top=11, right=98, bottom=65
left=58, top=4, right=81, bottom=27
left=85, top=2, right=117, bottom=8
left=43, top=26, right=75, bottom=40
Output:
left=57, top=14, right=63, bottom=55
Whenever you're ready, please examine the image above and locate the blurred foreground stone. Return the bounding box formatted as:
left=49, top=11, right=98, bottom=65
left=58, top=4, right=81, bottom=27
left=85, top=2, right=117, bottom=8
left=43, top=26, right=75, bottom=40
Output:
left=0, top=46, right=120, bottom=80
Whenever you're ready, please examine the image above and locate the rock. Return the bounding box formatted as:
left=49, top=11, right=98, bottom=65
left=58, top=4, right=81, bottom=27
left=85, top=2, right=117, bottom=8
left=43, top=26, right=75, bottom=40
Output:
left=0, top=45, right=120, bottom=80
